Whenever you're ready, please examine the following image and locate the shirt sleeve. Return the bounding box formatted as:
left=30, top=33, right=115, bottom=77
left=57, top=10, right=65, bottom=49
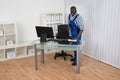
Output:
left=75, top=15, right=84, bottom=30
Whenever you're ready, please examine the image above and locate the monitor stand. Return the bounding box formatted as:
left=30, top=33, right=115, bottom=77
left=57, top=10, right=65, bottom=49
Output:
left=40, top=34, right=47, bottom=42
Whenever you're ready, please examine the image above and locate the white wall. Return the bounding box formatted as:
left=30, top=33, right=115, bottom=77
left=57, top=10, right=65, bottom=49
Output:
left=65, top=0, right=120, bottom=69
left=0, top=0, right=65, bottom=42
left=65, top=0, right=85, bottom=23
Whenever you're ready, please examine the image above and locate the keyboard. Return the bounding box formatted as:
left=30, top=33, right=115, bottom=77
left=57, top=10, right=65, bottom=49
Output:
left=47, top=38, right=66, bottom=41
left=47, top=38, right=69, bottom=44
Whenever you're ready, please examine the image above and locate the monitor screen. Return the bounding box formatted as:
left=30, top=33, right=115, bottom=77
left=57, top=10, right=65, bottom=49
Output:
left=35, top=26, right=54, bottom=39
left=57, top=24, right=70, bottom=39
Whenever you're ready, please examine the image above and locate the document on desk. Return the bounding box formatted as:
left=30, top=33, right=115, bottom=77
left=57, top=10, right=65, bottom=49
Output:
left=68, top=39, right=77, bottom=42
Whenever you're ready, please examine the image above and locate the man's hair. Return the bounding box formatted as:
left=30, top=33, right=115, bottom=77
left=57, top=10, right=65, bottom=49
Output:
left=70, top=6, right=76, bottom=10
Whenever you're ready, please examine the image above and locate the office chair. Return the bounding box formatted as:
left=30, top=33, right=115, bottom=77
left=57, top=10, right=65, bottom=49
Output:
left=54, top=24, right=73, bottom=61
left=54, top=50, right=73, bottom=60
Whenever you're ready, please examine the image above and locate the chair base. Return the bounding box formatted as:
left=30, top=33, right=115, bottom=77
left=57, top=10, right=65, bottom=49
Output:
left=54, top=50, right=73, bottom=61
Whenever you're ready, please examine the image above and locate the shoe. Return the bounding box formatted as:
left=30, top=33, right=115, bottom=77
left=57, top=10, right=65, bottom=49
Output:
left=70, top=58, right=74, bottom=61
left=72, top=62, right=77, bottom=66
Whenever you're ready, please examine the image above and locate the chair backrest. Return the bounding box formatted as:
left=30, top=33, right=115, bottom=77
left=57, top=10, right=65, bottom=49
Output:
left=57, top=24, right=70, bottom=39
left=57, top=24, right=70, bottom=44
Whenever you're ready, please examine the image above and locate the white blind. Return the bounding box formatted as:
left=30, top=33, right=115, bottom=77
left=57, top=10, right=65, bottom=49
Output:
left=65, top=0, right=120, bottom=69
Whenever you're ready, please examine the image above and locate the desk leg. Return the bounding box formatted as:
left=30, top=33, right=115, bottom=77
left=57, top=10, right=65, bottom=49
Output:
left=41, top=49, right=44, bottom=64
left=76, top=49, right=81, bottom=74
left=34, top=44, right=38, bottom=70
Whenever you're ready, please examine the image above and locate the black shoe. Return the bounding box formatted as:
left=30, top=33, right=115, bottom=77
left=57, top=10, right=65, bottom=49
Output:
left=72, top=62, right=77, bottom=66
left=70, top=58, right=74, bottom=61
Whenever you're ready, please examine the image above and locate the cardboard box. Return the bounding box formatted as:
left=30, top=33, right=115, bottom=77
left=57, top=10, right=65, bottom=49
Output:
left=7, top=51, right=16, bottom=59
left=0, top=30, right=3, bottom=36
left=6, top=40, right=14, bottom=46
left=28, top=49, right=34, bottom=55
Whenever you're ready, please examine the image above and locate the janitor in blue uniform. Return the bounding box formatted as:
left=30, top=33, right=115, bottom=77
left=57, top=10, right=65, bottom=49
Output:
left=68, top=6, right=84, bottom=66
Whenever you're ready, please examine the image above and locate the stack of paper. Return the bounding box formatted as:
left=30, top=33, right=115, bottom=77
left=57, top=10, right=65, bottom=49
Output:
left=68, top=39, right=77, bottom=42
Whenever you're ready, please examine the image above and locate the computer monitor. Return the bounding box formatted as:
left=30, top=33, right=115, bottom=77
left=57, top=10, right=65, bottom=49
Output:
left=57, top=24, right=70, bottom=39
left=35, top=26, right=54, bottom=42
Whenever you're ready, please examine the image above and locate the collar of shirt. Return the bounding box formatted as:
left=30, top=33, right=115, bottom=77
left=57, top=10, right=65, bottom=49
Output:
left=70, top=13, right=78, bottom=20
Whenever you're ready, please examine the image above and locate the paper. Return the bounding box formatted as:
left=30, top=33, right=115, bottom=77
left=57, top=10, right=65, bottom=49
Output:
left=68, top=39, right=77, bottom=42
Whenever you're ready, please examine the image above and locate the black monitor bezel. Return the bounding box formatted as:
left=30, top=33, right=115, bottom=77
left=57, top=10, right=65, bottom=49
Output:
left=35, top=26, right=54, bottom=42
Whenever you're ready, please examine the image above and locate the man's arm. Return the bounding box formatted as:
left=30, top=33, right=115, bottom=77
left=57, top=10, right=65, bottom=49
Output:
left=77, top=30, right=83, bottom=39
left=76, top=15, right=84, bottom=39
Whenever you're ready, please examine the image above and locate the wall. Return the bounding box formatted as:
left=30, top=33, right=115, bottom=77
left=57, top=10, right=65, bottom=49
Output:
left=65, top=0, right=120, bottom=69
left=65, top=0, right=88, bottom=24
left=0, top=0, right=65, bottom=42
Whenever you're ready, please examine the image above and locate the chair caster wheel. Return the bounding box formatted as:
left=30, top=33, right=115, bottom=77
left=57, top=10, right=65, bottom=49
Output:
left=71, top=55, right=73, bottom=58
left=64, top=57, right=66, bottom=61
left=54, top=56, right=56, bottom=59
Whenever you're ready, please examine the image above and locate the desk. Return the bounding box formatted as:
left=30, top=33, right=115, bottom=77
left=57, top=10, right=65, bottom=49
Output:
left=32, top=40, right=84, bottom=74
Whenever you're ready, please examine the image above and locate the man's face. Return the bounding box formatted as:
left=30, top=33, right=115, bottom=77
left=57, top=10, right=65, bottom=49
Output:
left=70, top=8, right=76, bottom=16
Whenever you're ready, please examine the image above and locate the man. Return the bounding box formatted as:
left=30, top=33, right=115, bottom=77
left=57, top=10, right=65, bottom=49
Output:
left=68, top=6, right=84, bottom=66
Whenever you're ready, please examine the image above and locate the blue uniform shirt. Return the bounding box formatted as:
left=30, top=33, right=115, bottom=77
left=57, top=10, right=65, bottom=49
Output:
left=69, top=13, right=84, bottom=44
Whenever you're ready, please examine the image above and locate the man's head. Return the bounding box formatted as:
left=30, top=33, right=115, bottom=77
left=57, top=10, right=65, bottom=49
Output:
left=70, top=6, right=77, bottom=16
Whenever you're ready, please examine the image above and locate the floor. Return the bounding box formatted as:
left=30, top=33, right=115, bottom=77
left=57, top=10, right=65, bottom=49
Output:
left=0, top=52, right=120, bottom=80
